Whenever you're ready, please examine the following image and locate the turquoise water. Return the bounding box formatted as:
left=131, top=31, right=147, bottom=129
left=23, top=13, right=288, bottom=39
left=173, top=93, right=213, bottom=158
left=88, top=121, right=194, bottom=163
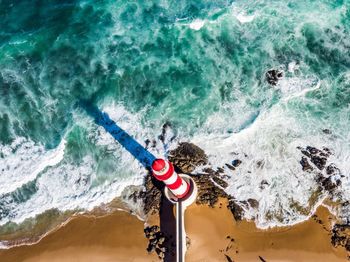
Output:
left=0, top=0, right=350, bottom=238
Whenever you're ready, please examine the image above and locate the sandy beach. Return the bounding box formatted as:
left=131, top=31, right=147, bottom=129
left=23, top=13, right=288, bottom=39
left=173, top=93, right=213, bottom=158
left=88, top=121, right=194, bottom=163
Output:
left=0, top=211, right=158, bottom=262
left=186, top=199, right=347, bottom=262
left=0, top=198, right=347, bottom=262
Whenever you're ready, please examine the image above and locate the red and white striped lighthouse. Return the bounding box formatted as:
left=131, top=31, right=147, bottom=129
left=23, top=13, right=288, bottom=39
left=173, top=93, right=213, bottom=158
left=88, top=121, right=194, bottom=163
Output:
left=151, top=158, right=190, bottom=199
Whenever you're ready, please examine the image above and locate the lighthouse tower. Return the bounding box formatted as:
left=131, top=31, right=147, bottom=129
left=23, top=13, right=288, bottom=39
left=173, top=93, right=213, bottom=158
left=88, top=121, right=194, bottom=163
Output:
left=151, top=158, right=197, bottom=262
left=151, top=159, right=190, bottom=199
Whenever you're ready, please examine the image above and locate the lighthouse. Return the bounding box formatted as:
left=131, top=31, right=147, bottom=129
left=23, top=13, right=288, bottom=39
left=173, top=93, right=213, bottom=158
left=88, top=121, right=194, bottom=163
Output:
left=151, top=159, right=190, bottom=199
left=151, top=158, right=197, bottom=262
left=82, top=103, right=196, bottom=262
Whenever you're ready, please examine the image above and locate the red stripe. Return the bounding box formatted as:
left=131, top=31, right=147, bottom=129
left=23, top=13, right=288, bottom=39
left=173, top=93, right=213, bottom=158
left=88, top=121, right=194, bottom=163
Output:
left=173, top=182, right=190, bottom=199
left=167, top=175, right=182, bottom=190
left=153, top=161, right=175, bottom=181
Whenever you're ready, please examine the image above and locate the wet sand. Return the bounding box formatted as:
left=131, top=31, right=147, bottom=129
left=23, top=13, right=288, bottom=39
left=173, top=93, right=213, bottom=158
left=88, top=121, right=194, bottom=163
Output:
left=0, top=199, right=348, bottom=262
left=186, top=199, right=348, bottom=261
left=0, top=211, right=158, bottom=262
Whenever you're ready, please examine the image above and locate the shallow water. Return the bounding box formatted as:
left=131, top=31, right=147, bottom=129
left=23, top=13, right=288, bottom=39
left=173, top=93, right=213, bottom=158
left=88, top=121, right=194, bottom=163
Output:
left=0, top=0, right=350, bottom=244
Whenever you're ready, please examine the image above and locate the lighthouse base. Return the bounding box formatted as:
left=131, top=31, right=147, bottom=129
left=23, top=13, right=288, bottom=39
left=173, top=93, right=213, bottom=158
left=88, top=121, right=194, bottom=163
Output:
left=164, top=174, right=197, bottom=208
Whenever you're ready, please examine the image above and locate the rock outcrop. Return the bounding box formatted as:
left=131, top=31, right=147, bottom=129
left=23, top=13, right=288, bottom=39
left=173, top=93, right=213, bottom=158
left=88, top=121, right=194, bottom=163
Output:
left=266, top=69, right=283, bottom=86
left=144, top=225, right=168, bottom=260
left=129, top=173, right=163, bottom=216
left=138, top=141, right=246, bottom=223
left=298, top=146, right=342, bottom=196
left=168, top=142, right=208, bottom=173
left=192, top=170, right=229, bottom=207
left=331, top=224, right=350, bottom=253
left=227, top=199, right=245, bottom=221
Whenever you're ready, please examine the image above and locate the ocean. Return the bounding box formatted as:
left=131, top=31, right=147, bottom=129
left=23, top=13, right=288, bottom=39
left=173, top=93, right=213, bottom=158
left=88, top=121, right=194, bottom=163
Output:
left=0, top=0, right=349, bottom=246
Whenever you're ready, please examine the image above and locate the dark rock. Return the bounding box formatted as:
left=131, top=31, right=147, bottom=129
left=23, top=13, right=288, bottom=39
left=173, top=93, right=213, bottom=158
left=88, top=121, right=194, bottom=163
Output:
left=144, top=225, right=160, bottom=238
left=300, top=157, right=313, bottom=172
left=298, top=146, right=341, bottom=196
left=310, top=155, right=327, bottom=170
left=191, top=172, right=228, bottom=207
left=156, top=247, right=166, bottom=254
left=158, top=236, right=165, bottom=245
left=316, top=173, right=341, bottom=194
left=225, top=164, right=236, bottom=171
left=326, top=164, right=341, bottom=176
left=256, top=160, right=264, bottom=168
left=142, top=173, right=163, bottom=216
left=259, top=256, right=267, bottom=262
left=300, top=146, right=328, bottom=170
left=225, top=254, right=234, bottom=262
left=186, top=236, right=191, bottom=249
left=247, top=198, right=259, bottom=209
left=232, top=159, right=242, bottom=167
left=151, top=140, right=157, bottom=148
left=169, top=142, right=208, bottom=173
left=203, top=167, right=216, bottom=175
left=145, top=139, right=151, bottom=148
left=212, top=176, right=229, bottom=188
left=260, top=180, right=269, bottom=190
left=227, top=199, right=245, bottom=221
left=331, top=224, right=350, bottom=252
left=144, top=225, right=168, bottom=259
left=266, top=69, right=283, bottom=85
left=323, top=147, right=332, bottom=155
left=158, top=252, right=165, bottom=259
left=158, top=122, right=173, bottom=143
left=146, top=243, right=156, bottom=253
left=217, top=167, right=225, bottom=173
left=150, top=237, right=158, bottom=246
left=322, top=129, right=332, bottom=134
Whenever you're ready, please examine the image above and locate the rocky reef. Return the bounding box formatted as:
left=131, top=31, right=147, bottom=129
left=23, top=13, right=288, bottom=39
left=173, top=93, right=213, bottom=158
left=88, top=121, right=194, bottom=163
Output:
left=298, top=145, right=350, bottom=257
left=298, top=146, right=343, bottom=197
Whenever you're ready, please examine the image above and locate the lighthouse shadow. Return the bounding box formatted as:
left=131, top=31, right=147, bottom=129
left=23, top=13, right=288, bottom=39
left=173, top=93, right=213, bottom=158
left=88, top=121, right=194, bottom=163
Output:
left=159, top=194, right=177, bottom=262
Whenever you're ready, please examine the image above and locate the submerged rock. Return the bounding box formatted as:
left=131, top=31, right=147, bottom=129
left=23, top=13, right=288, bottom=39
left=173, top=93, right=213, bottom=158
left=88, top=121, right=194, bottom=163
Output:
left=266, top=69, right=283, bottom=85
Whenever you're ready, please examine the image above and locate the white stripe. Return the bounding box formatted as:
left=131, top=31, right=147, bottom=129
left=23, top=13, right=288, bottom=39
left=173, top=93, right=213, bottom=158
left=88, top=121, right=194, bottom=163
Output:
left=153, top=160, right=169, bottom=176
left=170, top=181, right=188, bottom=196
left=164, top=173, right=178, bottom=185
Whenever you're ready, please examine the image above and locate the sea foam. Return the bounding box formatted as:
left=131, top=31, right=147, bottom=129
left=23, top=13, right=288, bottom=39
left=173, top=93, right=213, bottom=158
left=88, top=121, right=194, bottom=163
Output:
left=0, top=138, right=66, bottom=195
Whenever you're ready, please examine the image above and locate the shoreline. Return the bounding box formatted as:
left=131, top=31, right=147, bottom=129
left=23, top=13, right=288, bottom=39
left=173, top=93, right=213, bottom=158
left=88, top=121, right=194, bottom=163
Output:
left=186, top=199, right=347, bottom=261
left=0, top=198, right=348, bottom=261
left=0, top=209, right=157, bottom=262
